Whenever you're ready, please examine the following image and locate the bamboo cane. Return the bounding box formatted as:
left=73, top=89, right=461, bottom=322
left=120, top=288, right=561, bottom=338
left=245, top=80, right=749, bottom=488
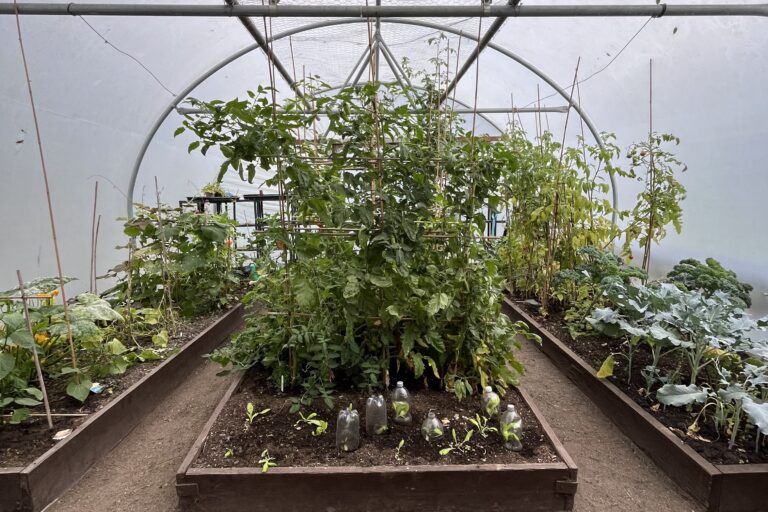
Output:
left=16, top=270, right=53, bottom=429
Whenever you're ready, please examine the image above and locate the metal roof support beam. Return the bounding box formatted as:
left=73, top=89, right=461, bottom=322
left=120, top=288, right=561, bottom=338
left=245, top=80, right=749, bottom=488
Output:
left=318, top=83, right=506, bottom=134
left=4, top=3, right=767, bottom=17
left=376, top=35, right=413, bottom=89
left=176, top=105, right=568, bottom=115
left=126, top=18, right=617, bottom=220
left=351, top=41, right=378, bottom=88
left=439, top=0, right=518, bottom=104
left=342, top=44, right=375, bottom=89
left=224, top=0, right=302, bottom=97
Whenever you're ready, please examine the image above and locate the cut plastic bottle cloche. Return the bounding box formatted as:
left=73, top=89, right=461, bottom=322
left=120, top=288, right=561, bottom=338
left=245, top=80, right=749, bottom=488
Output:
left=391, top=381, right=412, bottom=425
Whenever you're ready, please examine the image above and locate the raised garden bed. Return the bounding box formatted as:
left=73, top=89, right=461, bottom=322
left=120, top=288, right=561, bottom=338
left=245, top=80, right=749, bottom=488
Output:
left=0, top=304, right=243, bottom=512
left=176, top=370, right=578, bottom=512
left=503, top=297, right=768, bottom=512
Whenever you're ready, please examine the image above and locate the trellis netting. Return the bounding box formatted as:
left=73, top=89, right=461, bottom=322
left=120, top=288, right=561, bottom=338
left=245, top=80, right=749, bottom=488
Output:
left=1, top=0, right=766, bottom=317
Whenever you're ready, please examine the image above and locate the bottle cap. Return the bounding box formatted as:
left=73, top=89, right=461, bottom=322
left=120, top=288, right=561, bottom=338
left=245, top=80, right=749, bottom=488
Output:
left=427, top=411, right=435, bottom=418
left=484, top=386, right=493, bottom=393
left=507, top=404, right=515, bottom=411
left=396, top=381, right=404, bottom=388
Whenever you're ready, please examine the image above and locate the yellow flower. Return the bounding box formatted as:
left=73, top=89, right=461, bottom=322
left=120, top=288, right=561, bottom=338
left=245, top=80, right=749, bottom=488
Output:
left=35, top=333, right=50, bottom=344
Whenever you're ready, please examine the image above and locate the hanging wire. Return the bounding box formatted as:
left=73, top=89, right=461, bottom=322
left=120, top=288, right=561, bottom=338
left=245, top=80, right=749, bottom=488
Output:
left=522, top=16, right=653, bottom=108
left=78, top=16, right=176, bottom=96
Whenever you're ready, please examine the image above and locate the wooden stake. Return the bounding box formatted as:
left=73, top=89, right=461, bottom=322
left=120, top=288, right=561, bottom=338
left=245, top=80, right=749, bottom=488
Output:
left=89, top=181, right=99, bottom=293
left=93, top=214, right=101, bottom=294
left=17, top=270, right=53, bottom=429
left=12, top=3, right=79, bottom=380
left=154, top=177, right=176, bottom=333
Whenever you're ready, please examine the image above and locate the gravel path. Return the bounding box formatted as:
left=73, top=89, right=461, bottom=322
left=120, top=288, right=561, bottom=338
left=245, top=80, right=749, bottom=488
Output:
left=516, top=338, right=703, bottom=512
left=45, top=339, right=704, bottom=512
left=46, top=360, right=234, bottom=512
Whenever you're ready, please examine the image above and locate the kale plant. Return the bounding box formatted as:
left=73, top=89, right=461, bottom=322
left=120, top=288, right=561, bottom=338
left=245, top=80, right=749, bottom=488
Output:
left=667, top=258, right=753, bottom=308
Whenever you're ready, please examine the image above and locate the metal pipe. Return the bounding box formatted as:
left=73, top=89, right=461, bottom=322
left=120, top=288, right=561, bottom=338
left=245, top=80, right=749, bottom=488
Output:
left=176, top=105, right=567, bottom=115
left=224, top=0, right=303, bottom=97
left=342, top=44, right=374, bottom=89
left=352, top=41, right=377, bottom=87
left=126, top=18, right=612, bottom=218
left=376, top=34, right=413, bottom=89
left=3, top=3, right=767, bottom=17
left=318, top=82, right=506, bottom=134
left=439, top=0, right=517, bottom=104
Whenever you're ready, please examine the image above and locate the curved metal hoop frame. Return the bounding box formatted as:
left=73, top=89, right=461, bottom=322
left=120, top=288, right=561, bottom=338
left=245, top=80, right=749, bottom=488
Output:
left=127, top=17, right=616, bottom=223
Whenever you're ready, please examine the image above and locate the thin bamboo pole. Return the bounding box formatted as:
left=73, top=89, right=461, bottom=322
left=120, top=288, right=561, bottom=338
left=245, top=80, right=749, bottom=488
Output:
left=89, top=181, right=99, bottom=293
left=16, top=270, right=53, bottom=429
left=643, top=59, right=655, bottom=276
left=93, top=214, right=101, bottom=294
left=12, top=1, right=79, bottom=380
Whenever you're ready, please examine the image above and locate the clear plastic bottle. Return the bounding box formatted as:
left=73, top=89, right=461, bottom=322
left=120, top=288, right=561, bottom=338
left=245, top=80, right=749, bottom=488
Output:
left=499, top=404, right=523, bottom=451
left=481, top=386, right=501, bottom=418
left=391, top=381, right=412, bottom=425
left=336, top=407, right=360, bottom=452
left=365, top=394, right=388, bottom=436
left=420, top=411, right=444, bottom=441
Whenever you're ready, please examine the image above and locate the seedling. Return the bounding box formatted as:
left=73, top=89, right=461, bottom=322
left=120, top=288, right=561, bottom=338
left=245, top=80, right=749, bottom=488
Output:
left=468, top=414, right=498, bottom=438
left=501, top=422, right=520, bottom=443
left=258, top=449, right=277, bottom=473
left=439, top=428, right=474, bottom=456
left=394, top=439, right=405, bottom=461
left=224, top=448, right=234, bottom=458
left=294, top=412, right=329, bottom=436
left=392, top=401, right=410, bottom=419
left=245, top=403, right=271, bottom=424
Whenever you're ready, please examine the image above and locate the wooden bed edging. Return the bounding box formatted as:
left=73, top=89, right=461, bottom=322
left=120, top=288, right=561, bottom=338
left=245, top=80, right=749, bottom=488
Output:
left=503, top=297, right=768, bottom=512
left=0, top=304, right=244, bottom=512
left=176, top=372, right=578, bottom=512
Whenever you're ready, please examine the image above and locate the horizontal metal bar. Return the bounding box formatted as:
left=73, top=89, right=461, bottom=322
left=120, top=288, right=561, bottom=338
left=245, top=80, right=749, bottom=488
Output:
left=2, top=3, right=767, bottom=17
left=175, top=105, right=568, bottom=115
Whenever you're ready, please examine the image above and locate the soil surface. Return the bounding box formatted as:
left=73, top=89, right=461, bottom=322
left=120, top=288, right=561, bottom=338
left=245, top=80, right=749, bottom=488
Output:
left=517, top=301, right=766, bottom=465
left=39, top=317, right=708, bottom=511
left=195, top=369, right=560, bottom=468
left=0, top=312, right=222, bottom=467
left=515, top=332, right=703, bottom=512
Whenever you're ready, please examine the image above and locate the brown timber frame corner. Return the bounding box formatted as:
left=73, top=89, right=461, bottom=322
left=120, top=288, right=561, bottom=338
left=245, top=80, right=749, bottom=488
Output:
left=502, top=296, right=768, bottom=512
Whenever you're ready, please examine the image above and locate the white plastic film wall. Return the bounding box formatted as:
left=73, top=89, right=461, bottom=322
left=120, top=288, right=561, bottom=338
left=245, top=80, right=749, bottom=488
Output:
left=1, top=0, right=766, bottom=316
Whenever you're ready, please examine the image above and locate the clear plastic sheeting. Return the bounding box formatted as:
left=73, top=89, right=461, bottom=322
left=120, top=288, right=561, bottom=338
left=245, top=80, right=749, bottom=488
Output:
left=0, top=0, right=766, bottom=316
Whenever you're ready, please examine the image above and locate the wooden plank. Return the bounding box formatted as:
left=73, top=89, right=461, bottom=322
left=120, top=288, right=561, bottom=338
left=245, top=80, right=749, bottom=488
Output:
left=0, top=470, right=24, bottom=512
left=713, top=464, right=768, bottom=512
left=0, top=305, right=243, bottom=512
left=183, top=464, right=573, bottom=512
left=177, top=364, right=577, bottom=512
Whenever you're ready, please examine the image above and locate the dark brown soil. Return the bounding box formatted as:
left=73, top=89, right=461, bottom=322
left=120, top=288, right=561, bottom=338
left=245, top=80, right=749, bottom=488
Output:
left=195, top=369, right=560, bottom=469
left=0, top=312, right=223, bottom=468
left=516, top=299, right=767, bottom=465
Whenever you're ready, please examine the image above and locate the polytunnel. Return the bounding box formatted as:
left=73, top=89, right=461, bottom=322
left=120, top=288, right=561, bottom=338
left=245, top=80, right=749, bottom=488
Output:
left=1, top=2, right=767, bottom=511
